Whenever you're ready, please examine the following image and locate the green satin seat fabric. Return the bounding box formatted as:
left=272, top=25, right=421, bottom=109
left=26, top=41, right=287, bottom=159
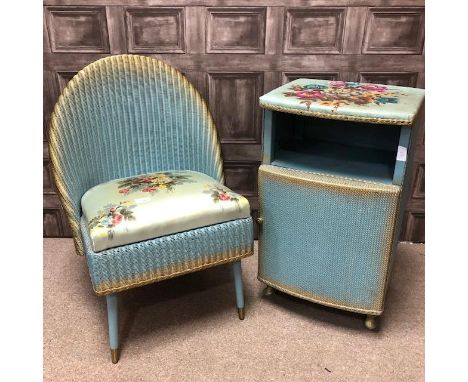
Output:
left=259, top=79, right=425, bottom=125
left=81, top=170, right=251, bottom=252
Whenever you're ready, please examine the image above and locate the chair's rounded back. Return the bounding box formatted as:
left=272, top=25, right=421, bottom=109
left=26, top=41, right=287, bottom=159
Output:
left=49, top=55, right=224, bottom=255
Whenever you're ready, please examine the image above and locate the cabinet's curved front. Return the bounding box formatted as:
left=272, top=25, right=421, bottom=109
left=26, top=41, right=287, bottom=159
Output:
left=257, top=165, right=401, bottom=315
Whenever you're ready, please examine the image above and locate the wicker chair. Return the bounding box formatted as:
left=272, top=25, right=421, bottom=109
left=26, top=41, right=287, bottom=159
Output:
left=48, top=54, right=254, bottom=363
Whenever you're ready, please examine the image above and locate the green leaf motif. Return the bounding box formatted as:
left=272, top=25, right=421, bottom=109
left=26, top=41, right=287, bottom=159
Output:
left=88, top=201, right=137, bottom=241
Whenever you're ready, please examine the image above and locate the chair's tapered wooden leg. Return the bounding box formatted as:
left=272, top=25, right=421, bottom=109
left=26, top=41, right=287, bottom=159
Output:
left=364, top=314, right=378, bottom=330
left=263, top=285, right=274, bottom=296
left=106, top=294, right=119, bottom=363
left=232, top=260, right=245, bottom=320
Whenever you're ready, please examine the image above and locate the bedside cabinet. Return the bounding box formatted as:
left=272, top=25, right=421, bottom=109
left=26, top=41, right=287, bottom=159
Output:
left=257, top=79, right=424, bottom=329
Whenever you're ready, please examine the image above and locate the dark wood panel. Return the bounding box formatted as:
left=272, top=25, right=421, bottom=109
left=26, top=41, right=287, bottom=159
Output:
left=45, top=6, right=110, bottom=52
left=44, top=52, right=425, bottom=72
left=43, top=208, right=73, bottom=237
left=284, top=8, right=346, bottom=54
left=416, top=111, right=425, bottom=147
left=44, top=194, right=62, bottom=209
left=44, top=11, right=52, bottom=53
left=125, top=7, right=185, bottom=53
left=206, top=7, right=266, bottom=53
left=43, top=2, right=425, bottom=242
left=358, top=72, right=418, bottom=87
left=224, top=162, right=259, bottom=196
left=56, top=71, right=78, bottom=90
left=43, top=160, right=55, bottom=194
left=44, top=193, right=73, bottom=237
left=106, top=6, right=127, bottom=53
left=411, top=163, right=425, bottom=199
left=43, top=209, right=63, bottom=237
left=44, top=70, right=61, bottom=142
left=43, top=141, right=50, bottom=159
left=342, top=7, right=367, bottom=54
left=283, top=71, right=340, bottom=83
left=264, top=7, right=283, bottom=55
left=207, top=72, right=263, bottom=144
left=44, top=1, right=426, bottom=8
left=221, top=144, right=262, bottom=162
left=400, top=211, right=425, bottom=242
left=245, top=196, right=258, bottom=211
left=43, top=0, right=425, bottom=7
left=362, top=7, right=424, bottom=54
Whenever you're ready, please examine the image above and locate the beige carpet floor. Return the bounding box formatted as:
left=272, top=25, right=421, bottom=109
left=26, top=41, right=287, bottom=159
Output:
left=44, top=239, right=424, bottom=382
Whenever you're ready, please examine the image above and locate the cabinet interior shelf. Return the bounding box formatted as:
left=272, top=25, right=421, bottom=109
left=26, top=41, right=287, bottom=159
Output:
left=272, top=142, right=396, bottom=184
left=271, top=113, right=401, bottom=184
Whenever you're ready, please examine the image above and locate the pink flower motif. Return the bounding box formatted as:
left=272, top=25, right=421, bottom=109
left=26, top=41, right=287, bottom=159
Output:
left=119, top=188, right=130, bottom=194
left=218, top=192, right=230, bottom=201
left=112, top=213, right=123, bottom=226
left=330, top=81, right=346, bottom=87
left=294, top=90, right=324, bottom=99
left=143, top=186, right=158, bottom=192
left=358, top=84, right=387, bottom=92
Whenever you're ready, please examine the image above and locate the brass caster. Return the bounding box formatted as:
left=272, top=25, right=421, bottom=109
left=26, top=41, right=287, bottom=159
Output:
left=364, top=315, right=378, bottom=330
left=237, top=307, right=245, bottom=320
left=263, top=286, right=274, bottom=296
left=111, top=349, right=119, bottom=364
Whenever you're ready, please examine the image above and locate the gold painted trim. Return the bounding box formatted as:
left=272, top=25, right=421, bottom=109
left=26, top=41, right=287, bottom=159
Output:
left=48, top=54, right=225, bottom=256
left=110, top=349, right=119, bottom=364
left=260, top=102, right=414, bottom=126
left=259, top=165, right=401, bottom=196
left=258, top=275, right=383, bottom=315
left=380, top=192, right=404, bottom=308
left=94, top=247, right=253, bottom=296
left=365, top=315, right=378, bottom=330
left=48, top=141, right=84, bottom=255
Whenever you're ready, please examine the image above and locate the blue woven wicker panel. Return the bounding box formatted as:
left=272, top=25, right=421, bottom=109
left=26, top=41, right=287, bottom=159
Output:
left=258, top=165, right=400, bottom=314
left=81, top=216, right=253, bottom=296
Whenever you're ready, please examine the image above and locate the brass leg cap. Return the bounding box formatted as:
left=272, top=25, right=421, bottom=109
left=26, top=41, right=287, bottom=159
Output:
left=237, top=307, right=245, bottom=320
left=111, top=349, right=119, bottom=364
left=263, top=286, right=274, bottom=297
left=365, top=315, right=378, bottom=330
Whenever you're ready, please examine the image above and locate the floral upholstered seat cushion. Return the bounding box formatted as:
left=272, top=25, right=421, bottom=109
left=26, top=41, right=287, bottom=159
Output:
left=81, top=170, right=251, bottom=252
left=259, top=78, right=425, bottom=125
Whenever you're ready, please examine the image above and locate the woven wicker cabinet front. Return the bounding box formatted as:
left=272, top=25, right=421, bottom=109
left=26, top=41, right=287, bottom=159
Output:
left=257, top=79, right=424, bottom=317
left=258, top=165, right=400, bottom=314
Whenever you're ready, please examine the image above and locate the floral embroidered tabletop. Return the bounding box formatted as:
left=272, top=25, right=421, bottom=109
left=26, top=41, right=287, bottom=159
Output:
left=259, top=79, right=425, bottom=125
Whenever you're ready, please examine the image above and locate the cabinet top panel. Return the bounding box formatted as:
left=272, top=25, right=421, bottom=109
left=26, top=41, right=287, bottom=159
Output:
left=259, top=79, right=425, bottom=126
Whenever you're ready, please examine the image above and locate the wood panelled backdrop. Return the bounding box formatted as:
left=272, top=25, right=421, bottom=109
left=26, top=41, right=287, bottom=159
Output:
left=43, top=0, right=425, bottom=242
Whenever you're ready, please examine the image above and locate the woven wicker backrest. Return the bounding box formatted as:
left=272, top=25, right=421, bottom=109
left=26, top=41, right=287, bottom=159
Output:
left=48, top=55, right=224, bottom=255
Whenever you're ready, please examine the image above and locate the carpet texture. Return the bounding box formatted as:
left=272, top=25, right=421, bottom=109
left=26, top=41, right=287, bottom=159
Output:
left=44, top=239, right=424, bottom=381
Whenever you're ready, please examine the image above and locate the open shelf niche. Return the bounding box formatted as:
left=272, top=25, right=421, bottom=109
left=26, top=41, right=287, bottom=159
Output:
left=269, top=112, right=401, bottom=184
